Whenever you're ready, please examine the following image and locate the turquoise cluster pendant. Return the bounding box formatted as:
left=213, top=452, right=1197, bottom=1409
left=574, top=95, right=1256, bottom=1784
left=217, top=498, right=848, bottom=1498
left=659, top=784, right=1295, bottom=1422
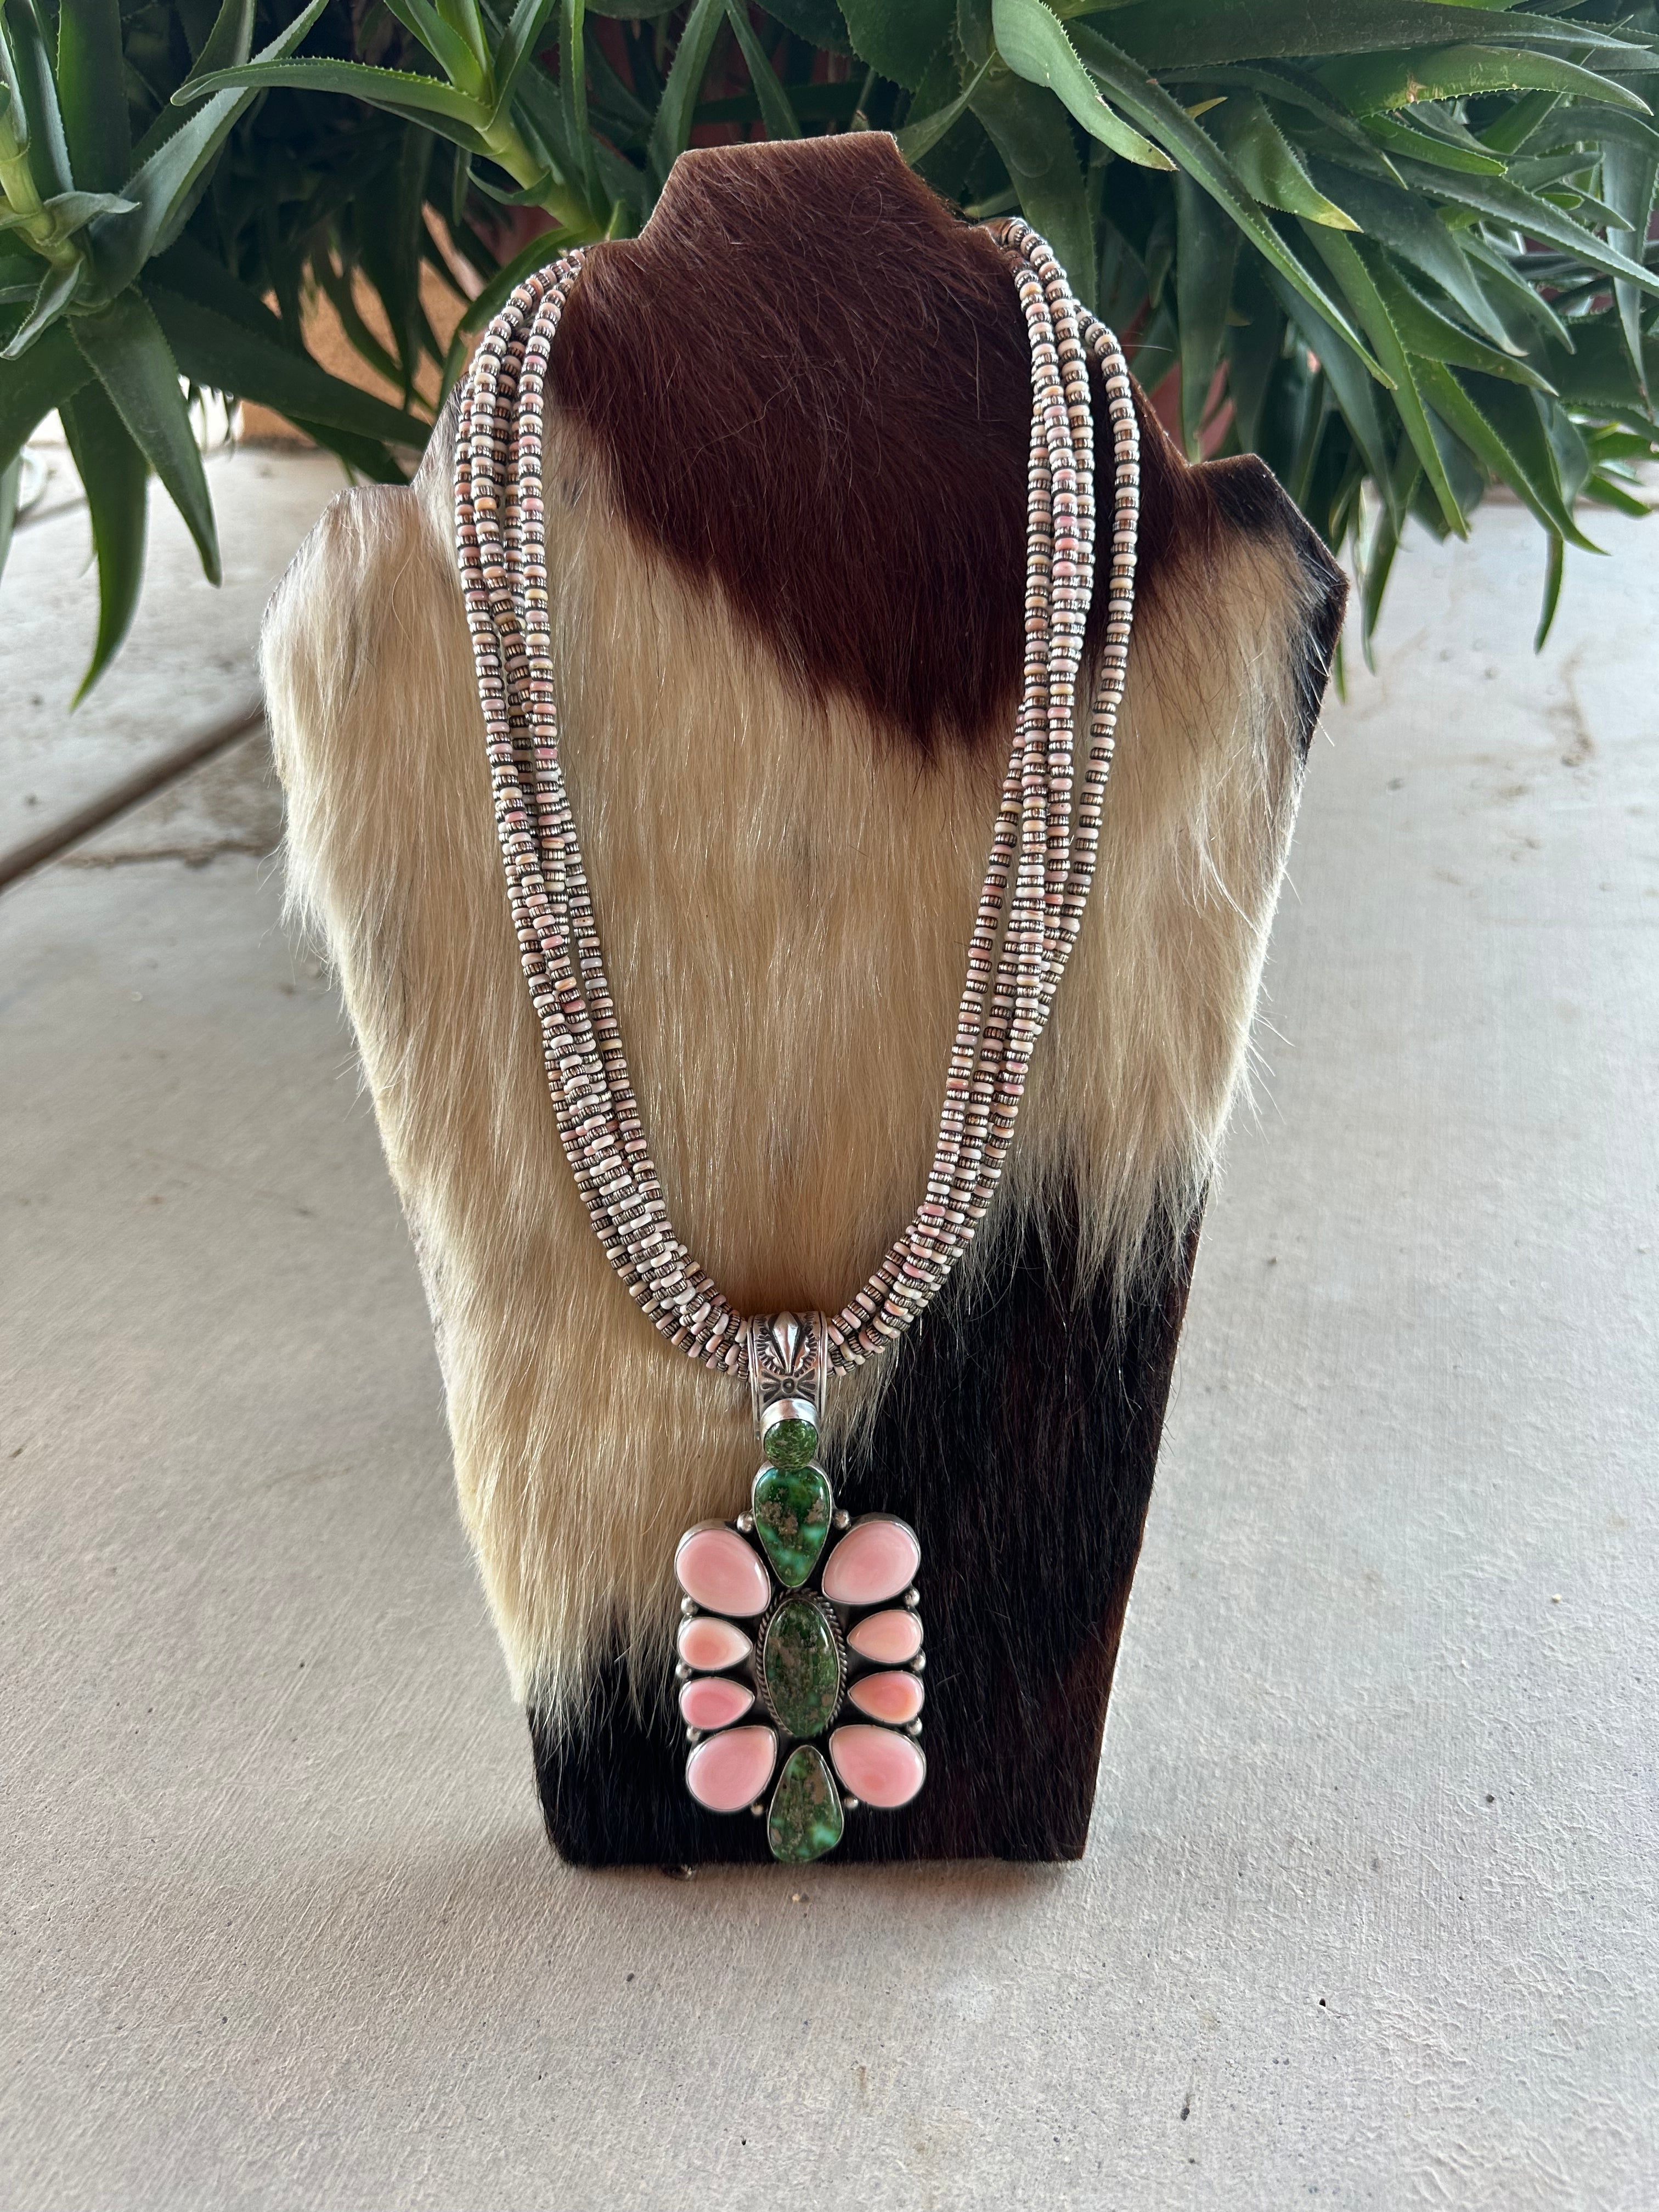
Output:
left=673, top=1313, right=926, bottom=1863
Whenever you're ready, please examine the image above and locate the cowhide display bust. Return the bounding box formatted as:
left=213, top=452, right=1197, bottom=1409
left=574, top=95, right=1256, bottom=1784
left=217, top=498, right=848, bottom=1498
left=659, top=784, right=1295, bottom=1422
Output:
left=262, top=131, right=1345, bottom=1866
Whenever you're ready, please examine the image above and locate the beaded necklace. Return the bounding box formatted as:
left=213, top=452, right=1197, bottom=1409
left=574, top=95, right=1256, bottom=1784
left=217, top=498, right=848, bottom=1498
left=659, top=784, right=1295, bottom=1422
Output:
left=455, top=218, right=1141, bottom=1861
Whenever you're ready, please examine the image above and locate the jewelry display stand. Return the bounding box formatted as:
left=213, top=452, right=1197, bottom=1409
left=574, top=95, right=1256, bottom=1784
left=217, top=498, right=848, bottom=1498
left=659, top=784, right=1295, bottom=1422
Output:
left=264, top=132, right=1344, bottom=1866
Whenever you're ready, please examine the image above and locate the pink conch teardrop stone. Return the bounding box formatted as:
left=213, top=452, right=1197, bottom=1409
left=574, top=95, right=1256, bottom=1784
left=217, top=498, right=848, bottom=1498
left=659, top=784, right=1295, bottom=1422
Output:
left=685, top=1725, right=778, bottom=1814
left=848, top=1670, right=924, bottom=1725
left=846, top=1609, right=922, bottom=1664
left=678, top=1615, right=753, bottom=1671
left=820, top=1517, right=921, bottom=1608
left=675, top=1525, right=771, bottom=1617
left=830, top=1724, right=926, bottom=1809
left=679, top=1675, right=755, bottom=1731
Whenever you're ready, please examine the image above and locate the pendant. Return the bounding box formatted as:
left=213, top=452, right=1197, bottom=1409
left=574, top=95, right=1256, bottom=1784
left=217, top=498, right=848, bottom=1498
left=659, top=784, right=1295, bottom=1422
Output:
left=673, top=1312, right=926, bottom=1863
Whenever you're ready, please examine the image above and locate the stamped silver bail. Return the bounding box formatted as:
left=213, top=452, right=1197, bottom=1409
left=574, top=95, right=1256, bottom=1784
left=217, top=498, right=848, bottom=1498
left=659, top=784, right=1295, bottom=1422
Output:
left=747, top=1310, right=828, bottom=1449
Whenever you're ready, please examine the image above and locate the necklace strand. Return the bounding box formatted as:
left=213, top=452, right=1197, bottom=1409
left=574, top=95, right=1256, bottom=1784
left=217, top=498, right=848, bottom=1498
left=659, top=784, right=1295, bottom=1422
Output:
left=455, top=218, right=1140, bottom=1379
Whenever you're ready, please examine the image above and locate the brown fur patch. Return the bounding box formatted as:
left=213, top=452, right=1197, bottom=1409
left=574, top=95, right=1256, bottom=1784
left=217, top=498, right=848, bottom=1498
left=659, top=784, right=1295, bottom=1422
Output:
left=553, top=132, right=1229, bottom=753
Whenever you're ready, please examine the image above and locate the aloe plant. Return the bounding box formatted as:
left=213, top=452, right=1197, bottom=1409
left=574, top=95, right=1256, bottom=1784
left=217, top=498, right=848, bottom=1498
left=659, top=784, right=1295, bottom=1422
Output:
left=4, top=0, right=1657, bottom=694
left=0, top=0, right=435, bottom=691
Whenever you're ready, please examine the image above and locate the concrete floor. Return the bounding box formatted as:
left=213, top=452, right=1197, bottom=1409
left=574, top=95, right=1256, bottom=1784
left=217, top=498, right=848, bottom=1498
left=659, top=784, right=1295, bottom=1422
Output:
left=0, top=445, right=342, bottom=873
left=2, top=497, right=1656, bottom=2210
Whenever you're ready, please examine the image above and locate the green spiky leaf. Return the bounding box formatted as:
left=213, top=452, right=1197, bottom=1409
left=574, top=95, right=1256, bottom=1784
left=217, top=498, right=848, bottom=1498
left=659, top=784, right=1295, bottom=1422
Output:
left=1206, top=91, right=1357, bottom=224
left=994, top=0, right=1172, bottom=171
left=60, top=379, right=149, bottom=696
left=70, top=289, right=219, bottom=582
left=647, top=0, right=726, bottom=184
left=842, top=0, right=951, bottom=91
left=0, top=319, right=90, bottom=470
left=93, top=0, right=331, bottom=298
left=57, top=0, right=131, bottom=192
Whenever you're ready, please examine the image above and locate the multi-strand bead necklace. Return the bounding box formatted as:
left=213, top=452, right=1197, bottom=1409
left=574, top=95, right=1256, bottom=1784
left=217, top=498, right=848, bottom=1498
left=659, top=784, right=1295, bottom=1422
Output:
left=456, top=217, right=1141, bottom=1859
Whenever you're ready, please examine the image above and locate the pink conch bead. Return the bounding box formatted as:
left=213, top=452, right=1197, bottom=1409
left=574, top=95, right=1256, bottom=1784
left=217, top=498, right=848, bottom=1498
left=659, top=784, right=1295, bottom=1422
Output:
left=675, top=1525, right=771, bottom=1617
left=678, top=1615, right=753, bottom=1671
left=820, top=1517, right=921, bottom=1608
left=846, top=1609, right=922, bottom=1664
left=830, top=1724, right=926, bottom=1809
left=685, top=1726, right=778, bottom=1814
left=848, top=1670, right=924, bottom=1725
left=679, top=1676, right=755, bottom=1731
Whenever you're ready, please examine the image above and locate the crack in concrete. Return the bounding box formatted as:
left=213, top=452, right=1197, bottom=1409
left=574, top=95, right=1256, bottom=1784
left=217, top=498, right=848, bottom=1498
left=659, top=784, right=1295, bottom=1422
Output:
left=61, top=839, right=273, bottom=871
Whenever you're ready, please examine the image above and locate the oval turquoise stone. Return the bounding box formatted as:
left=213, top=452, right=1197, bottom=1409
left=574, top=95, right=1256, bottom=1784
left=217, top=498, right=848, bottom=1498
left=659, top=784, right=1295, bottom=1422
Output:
left=752, top=1463, right=833, bottom=1588
left=763, top=1416, right=818, bottom=1470
left=762, top=1598, right=842, bottom=1739
left=767, top=1745, right=845, bottom=1864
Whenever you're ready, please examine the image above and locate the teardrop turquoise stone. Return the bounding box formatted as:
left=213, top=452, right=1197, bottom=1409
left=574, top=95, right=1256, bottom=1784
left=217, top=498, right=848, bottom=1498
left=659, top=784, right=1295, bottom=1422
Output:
left=767, top=1745, right=844, bottom=1864
left=762, top=1597, right=842, bottom=1739
left=752, top=1463, right=833, bottom=1588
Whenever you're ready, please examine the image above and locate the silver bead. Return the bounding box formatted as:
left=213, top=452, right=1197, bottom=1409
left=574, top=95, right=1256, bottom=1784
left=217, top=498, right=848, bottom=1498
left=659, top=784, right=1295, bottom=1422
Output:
left=736, top=1511, right=754, bottom=1533
left=842, top=1795, right=861, bottom=1813
left=910, top=1653, right=926, bottom=1673
left=833, top=1509, right=850, bottom=1530
left=686, top=1727, right=703, bottom=1745
left=674, top=1662, right=691, bottom=1681
left=749, top=1802, right=765, bottom=1817
left=905, top=1720, right=923, bottom=1737
left=681, top=1595, right=698, bottom=1617
left=904, top=1588, right=920, bottom=1610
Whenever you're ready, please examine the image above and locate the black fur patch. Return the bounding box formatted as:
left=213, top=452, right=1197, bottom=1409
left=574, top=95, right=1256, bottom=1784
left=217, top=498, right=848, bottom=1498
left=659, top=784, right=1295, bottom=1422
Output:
left=531, top=1190, right=1197, bottom=1867
left=1289, top=535, right=1348, bottom=763
left=1206, top=455, right=1348, bottom=760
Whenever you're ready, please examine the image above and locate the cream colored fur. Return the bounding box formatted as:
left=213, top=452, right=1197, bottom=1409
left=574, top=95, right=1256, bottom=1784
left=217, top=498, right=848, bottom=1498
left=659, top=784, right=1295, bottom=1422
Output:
left=263, top=406, right=1318, bottom=1721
